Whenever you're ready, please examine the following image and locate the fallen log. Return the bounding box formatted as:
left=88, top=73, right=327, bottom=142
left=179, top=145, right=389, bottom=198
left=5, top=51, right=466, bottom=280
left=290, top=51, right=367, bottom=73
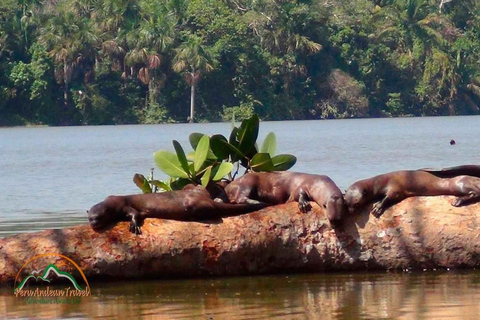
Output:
left=1, top=196, right=480, bottom=284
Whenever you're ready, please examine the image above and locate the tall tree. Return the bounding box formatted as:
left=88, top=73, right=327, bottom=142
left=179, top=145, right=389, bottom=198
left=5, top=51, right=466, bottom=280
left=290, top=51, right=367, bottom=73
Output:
left=130, top=0, right=175, bottom=109
left=373, top=0, right=459, bottom=114
left=241, top=0, right=325, bottom=118
left=38, top=9, right=98, bottom=114
left=93, top=0, right=141, bottom=79
left=172, top=34, right=215, bottom=123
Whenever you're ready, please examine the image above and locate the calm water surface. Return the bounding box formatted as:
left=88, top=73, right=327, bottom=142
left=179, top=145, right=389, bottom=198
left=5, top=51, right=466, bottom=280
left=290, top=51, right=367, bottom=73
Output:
left=1, top=272, right=479, bottom=319
left=1, top=116, right=480, bottom=318
left=2, top=116, right=479, bottom=235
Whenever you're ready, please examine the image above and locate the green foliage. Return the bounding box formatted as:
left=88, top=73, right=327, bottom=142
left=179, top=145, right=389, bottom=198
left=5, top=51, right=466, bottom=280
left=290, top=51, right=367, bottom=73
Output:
left=385, top=93, right=404, bottom=116
left=133, top=173, right=153, bottom=194
left=1, top=0, right=480, bottom=125
left=260, top=132, right=277, bottom=157
left=7, top=43, right=57, bottom=124
left=154, top=150, right=191, bottom=179
left=221, top=104, right=255, bottom=122
left=153, top=133, right=234, bottom=188
left=139, top=103, right=171, bottom=124
left=141, top=114, right=296, bottom=192
left=133, top=171, right=172, bottom=193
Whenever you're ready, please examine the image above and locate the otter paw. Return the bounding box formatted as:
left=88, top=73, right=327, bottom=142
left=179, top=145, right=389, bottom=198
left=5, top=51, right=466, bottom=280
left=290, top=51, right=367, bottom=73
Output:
left=371, top=203, right=384, bottom=218
left=129, top=221, right=142, bottom=235
left=298, top=201, right=312, bottom=213
left=451, top=198, right=463, bottom=207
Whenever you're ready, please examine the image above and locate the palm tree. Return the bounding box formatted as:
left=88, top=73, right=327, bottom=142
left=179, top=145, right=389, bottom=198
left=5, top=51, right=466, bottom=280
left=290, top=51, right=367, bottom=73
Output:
left=0, top=0, right=41, bottom=61
left=244, top=0, right=323, bottom=94
left=93, top=0, right=140, bottom=33
left=121, top=0, right=175, bottom=108
left=374, top=0, right=450, bottom=51
left=172, top=35, right=215, bottom=123
left=373, top=0, right=460, bottom=113
left=39, top=11, right=98, bottom=108
left=90, top=0, right=141, bottom=80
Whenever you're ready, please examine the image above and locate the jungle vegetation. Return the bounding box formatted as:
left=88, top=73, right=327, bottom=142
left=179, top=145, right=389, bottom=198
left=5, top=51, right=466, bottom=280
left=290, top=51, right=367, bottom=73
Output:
left=0, top=0, right=479, bottom=126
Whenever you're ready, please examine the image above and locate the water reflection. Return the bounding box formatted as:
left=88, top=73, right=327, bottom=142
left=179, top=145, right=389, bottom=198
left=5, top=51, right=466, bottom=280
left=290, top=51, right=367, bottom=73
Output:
left=1, top=271, right=479, bottom=319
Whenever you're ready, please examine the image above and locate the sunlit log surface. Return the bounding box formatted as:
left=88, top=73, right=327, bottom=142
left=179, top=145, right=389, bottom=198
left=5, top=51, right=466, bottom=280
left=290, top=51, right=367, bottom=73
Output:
left=1, top=196, right=480, bottom=284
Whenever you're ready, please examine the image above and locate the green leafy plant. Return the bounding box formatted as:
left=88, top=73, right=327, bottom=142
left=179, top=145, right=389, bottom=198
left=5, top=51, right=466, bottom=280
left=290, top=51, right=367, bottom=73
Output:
left=211, top=114, right=297, bottom=176
left=153, top=134, right=234, bottom=189
left=135, top=114, right=297, bottom=192
left=133, top=168, right=171, bottom=193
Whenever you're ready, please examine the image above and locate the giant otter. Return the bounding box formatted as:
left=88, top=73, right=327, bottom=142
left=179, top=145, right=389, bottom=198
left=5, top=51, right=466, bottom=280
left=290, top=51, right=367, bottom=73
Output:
left=344, top=169, right=480, bottom=218
left=88, top=185, right=268, bottom=234
left=421, top=164, right=480, bottom=178
left=224, top=171, right=345, bottom=226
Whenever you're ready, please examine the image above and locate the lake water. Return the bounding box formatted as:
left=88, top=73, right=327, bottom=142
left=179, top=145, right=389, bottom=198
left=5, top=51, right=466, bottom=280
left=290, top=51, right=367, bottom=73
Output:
left=1, top=116, right=480, bottom=318
left=1, top=271, right=479, bottom=319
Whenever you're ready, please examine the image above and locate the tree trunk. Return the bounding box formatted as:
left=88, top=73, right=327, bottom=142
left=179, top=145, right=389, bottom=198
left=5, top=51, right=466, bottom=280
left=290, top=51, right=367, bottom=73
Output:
left=1, top=196, right=480, bottom=284
left=189, top=70, right=195, bottom=123
left=63, top=59, right=69, bottom=108
left=190, top=82, right=195, bottom=123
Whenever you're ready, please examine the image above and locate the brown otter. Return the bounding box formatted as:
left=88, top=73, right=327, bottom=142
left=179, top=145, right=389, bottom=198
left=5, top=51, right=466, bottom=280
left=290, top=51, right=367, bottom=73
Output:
left=224, top=171, right=345, bottom=226
left=88, top=185, right=269, bottom=234
left=344, top=170, right=480, bottom=218
left=421, top=164, right=480, bottom=178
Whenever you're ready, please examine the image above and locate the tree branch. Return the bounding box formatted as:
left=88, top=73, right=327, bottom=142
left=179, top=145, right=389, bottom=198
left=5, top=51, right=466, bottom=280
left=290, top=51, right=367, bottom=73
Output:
left=1, top=196, right=480, bottom=284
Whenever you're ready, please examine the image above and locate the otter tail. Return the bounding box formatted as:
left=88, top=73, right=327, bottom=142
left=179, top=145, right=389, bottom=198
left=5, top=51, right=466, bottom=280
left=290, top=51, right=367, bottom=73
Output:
left=420, top=165, right=480, bottom=178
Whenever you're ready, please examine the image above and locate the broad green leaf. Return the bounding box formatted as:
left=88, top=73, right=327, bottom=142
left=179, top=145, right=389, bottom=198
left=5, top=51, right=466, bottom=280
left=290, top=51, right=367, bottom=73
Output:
left=201, top=166, right=212, bottom=187
left=229, top=127, right=239, bottom=147
left=173, top=140, right=191, bottom=177
left=170, top=178, right=191, bottom=190
left=189, top=154, right=217, bottom=164
left=260, top=132, right=277, bottom=157
left=190, top=132, right=217, bottom=160
left=250, top=152, right=275, bottom=172
left=229, top=127, right=240, bottom=158
left=150, top=180, right=171, bottom=192
left=189, top=132, right=204, bottom=150
left=194, top=135, right=209, bottom=173
left=212, top=162, right=234, bottom=181
left=154, top=150, right=190, bottom=178
left=245, top=142, right=258, bottom=160
left=206, top=150, right=217, bottom=160
left=210, top=134, right=230, bottom=160
left=188, top=163, right=195, bottom=178
left=237, top=114, right=259, bottom=155
left=228, top=127, right=243, bottom=162
left=272, top=154, right=297, bottom=171
left=133, top=173, right=152, bottom=193
left=214, top=135, right=245, bottom=161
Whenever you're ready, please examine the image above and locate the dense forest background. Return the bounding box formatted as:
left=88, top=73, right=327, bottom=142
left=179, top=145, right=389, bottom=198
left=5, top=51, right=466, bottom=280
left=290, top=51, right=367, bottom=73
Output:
left=0, top=0, right=479, bottom=125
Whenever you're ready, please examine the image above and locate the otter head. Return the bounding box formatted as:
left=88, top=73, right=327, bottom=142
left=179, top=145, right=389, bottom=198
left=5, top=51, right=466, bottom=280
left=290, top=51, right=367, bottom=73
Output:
left=87, top=196, right=124, bottom=231
left=325, top=194, right=346, bottom=228
left=344, top=183, right=371, bottom=214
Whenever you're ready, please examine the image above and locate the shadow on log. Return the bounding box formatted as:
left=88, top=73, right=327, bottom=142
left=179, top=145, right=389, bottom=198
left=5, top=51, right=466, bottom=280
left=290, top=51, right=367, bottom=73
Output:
left=1, top=196, right=480, bottom=284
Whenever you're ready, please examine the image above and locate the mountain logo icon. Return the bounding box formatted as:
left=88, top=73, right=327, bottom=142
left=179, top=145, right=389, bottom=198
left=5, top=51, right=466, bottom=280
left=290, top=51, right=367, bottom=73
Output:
left=14, top=253, right=91, bottom=298
left=16, top=263, right=83, bottom=291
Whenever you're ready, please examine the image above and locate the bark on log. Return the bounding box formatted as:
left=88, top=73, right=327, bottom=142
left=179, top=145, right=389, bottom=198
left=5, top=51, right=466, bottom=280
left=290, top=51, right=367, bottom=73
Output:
left=1, top=196, right=480, bottom=284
